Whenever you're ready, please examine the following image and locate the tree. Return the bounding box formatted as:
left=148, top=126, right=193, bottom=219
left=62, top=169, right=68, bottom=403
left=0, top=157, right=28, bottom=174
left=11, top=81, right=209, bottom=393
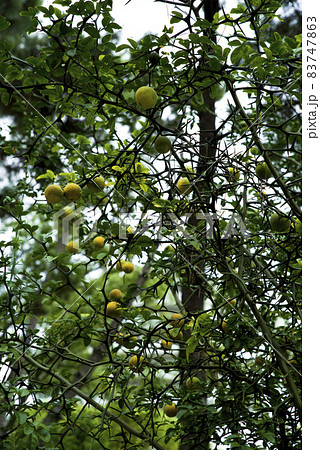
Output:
left=0, top=0, right=302, bottom=449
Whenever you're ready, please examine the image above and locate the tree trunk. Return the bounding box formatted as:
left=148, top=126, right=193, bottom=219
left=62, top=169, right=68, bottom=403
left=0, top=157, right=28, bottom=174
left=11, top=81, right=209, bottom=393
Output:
left=179, top=2, right=220, bottom=449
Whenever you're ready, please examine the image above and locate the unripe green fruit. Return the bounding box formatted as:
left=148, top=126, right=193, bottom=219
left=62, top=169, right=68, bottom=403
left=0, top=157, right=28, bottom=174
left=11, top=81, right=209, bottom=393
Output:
left=186, top=376, right=201, bottom=391
left=149, top=52, right=160, bottom=65
left=270, top=213, right=291, bottom=233
left=135, top=86, right=158, bottom=109
left=154, top=136, right=172, bottom=154
left=255, top=162, right=272, bottom=180
left=169, top=329, right=183, bottom=341
left=114, top=333, right=137, bottom=349
left=250, top=147, right=259, bottom=155
left=294, top=218, right=302, bottom=234
left=87, top=176, right=105, bottom=193
left=227, top=167, right=240, bottom=181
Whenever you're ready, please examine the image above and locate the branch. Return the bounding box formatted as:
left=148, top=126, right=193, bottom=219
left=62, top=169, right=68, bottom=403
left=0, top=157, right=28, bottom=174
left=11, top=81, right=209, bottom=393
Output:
left=225, top=79, right=302, bottom=219
left=228, top=267, right=302, bottom=418
left=17, top=350, right=165, bottom=450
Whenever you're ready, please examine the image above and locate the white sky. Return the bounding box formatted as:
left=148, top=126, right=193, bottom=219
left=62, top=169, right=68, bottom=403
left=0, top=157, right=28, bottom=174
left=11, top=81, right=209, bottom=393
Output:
left=112, top=0, right=240, bottom=43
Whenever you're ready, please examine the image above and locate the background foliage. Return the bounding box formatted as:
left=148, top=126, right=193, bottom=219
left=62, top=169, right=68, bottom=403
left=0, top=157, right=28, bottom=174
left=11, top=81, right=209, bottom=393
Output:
left=0, top=0, right=301, bottom=449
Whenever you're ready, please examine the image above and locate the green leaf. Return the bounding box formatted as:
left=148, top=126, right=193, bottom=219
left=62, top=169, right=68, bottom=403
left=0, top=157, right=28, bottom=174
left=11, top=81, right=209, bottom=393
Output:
left=38, top=427, right=51, bottom=443
left=19, top=7, right=36, bottom=17
left=0, top=15, right=10, bottom=31
left=208, top=55, right=221, bottom=71
left=230, top=46, right=243, bottom=65
left=1, top=93, right=10, bottom=106
left=127, top=38, right=137, bottom=49
left=140, top=183, right=149, bottom=193
left=59, top=172, right=77, bottom=181
left=249, top=55, right=265, bottom=68
left=112, top=165, right=124, bottom=173
left=36, top=170, right=55, bottom=181
left=186, top=335, right=198, bottom=362
left=259, top=431, right=276, bottom=443
left=23, top=423, right=34, bottom=435
left=263, top=47, right=273, bottom=60
left=84, top=26, right=100, bottom=39
left=16, top=411, right=28, bottom=424
left=228, top=40, right=241, bottom=47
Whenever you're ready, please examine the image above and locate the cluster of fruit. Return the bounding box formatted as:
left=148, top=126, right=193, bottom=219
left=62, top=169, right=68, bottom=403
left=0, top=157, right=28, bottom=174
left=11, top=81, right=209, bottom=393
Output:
left=44, top=176, right=107, bottom=253
left=44, top=175, right=105, bottom=204
left=41, top=84, right=300, bottom=420
left=135, top=86, right=296, bottom=232
left=105, top=260, right=135, bottom=319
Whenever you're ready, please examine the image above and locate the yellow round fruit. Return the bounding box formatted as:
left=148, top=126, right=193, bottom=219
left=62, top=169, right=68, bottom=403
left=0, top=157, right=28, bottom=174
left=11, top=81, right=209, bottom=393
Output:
left=270, top=213, right=291, bottom=233
left=63, top=183, right=82, bottom=201
left=222, top=320, right=229, bottom=332
left=161, top=339, right=173, bottom=350
left=169, top=329, right=183, bottom=341
left=116, top=260, right=125, bottom=271
left=87, top=176, right=105, bottom=193
left=109, top=289, right=122, bottom=301
left=93, top=236, right=105, bottom=249
left=170, top=313, right=184, bottom=328
left=135, top=86, right=158, bottom=109
left=129, top=355, right=145, bottom=372
left=123, top=262, right=134, bottom=274
left=44, top=184, right=64, bottom=204
left=255, top=162, right=272, bottom=180
left=106, top=301, right=121, bottom=318
left=66, top=241, right=79, bottom=254
left=177, top=177, right=192, bottom=195
left=227, top=167, right=240, bottom=181
left=154, top=136, right=172, bottom=154
left=164, top=403, right=178, bottom=417
left=186, top=376, right=201, bottom=391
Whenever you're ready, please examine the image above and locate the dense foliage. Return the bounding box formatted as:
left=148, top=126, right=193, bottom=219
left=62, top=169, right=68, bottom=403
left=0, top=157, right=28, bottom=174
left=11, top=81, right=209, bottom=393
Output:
left=0, top=0, right=301, bottom=449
